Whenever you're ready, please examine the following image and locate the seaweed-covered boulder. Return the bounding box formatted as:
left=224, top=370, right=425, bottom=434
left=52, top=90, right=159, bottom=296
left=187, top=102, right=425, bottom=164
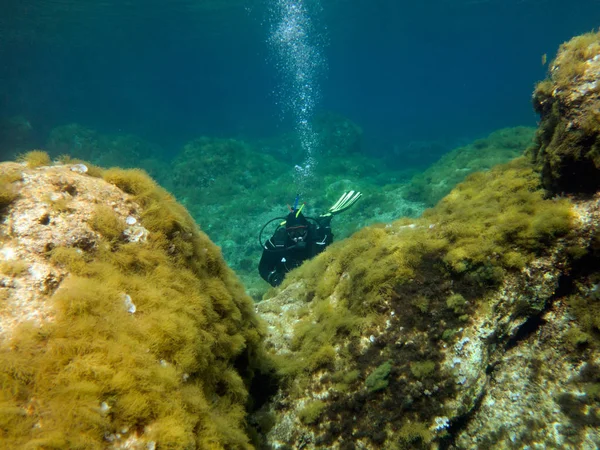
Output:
left=171, top=137, right=287, bottom=199
left=312, top=112, right=363, bottom=157
left=532, top=31, right=600, bottom=193
left=408, top=126, right=535, bottom=206
left=0, top=152, right=268, bottom=449
left=253, top=158, right=600, bottom=449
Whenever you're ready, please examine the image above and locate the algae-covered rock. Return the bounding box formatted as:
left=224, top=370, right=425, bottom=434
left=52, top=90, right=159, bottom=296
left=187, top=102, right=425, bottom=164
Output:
left=0, top=153, right=269, bottom=449
left=312, top=112, right=363, bottom=157
left=253, top=157, right=600, bottom=449
left=408, top=126, right=535, bottom=206
left=171, top=136, right=288, bottom=202
left=46, top=125, right=423, bottom=302
left=532, top=30, right=600, bottom=193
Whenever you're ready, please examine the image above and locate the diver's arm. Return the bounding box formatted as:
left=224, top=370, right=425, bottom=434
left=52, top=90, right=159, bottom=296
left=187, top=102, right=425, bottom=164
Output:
left=313, top=217, right=333, bottom=254
left=259, top=242, right=286, bottom=287
left=259, top=247, right=276, bottom=281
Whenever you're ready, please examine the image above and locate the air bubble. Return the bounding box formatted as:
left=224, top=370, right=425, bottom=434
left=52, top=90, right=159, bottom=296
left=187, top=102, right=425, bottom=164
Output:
left=268, top=0, right=326, bottom=190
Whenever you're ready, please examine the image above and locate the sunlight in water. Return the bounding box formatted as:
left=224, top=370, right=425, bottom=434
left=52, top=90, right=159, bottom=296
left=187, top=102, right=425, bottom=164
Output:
left=268, top=0, right=325, bottom=190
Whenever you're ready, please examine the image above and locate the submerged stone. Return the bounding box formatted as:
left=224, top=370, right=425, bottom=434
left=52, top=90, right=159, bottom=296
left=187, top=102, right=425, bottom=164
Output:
left=0, top=155, right=268, bottom=449
left=532, top=30, right=600, bottom=193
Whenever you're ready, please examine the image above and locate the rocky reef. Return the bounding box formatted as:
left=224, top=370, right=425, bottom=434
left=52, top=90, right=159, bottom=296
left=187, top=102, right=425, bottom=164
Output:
left=39, top=117, right=530, bottom=301
left=532, top=30, right=600, bottom=193
left=0, top=152, right=269, bottom=449
left=251, top=31, right=600, bottom=450
left=254, top=155, right=600, bottom=448
left=408, top=127, right=535, bottom=206
left=255, top=161, right=600, bottom=449
left=3, top=30, right=600, bottom=450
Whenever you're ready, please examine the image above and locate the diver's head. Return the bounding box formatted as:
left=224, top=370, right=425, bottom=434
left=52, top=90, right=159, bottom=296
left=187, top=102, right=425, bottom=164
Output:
left=285, top=211, right=309, bottom=244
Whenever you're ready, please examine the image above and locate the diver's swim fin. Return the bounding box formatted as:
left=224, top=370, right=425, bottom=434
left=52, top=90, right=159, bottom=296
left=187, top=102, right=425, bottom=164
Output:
left=326, top=190, right=362, bottom=216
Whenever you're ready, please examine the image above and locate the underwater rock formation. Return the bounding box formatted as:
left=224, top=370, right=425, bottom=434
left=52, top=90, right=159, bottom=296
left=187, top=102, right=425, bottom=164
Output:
left=0, top=153, right=268, bottom=449
left=532, top=30, right=600, bottom=193
left=254, top=157, right=600, bottom=449
left=312, top=112, right=363, bottom=157
left=168, top=132, right=421, bottom=301
left=408, top=126, right=535, bottom=206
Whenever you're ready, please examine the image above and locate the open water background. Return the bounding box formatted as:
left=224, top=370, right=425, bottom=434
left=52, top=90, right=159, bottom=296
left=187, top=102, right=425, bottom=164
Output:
left=1, top=0, right=599, bottom=165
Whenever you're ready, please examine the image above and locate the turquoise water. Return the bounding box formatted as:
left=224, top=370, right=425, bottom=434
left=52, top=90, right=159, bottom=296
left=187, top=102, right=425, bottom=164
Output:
left=2, top=0, right=598, bottom=157
left=1, top=0, right=599, bottom=295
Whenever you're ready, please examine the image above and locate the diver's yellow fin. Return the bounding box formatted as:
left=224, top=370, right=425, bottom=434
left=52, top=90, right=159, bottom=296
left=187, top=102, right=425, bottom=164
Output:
left=327, top=191, right=362, bottom=215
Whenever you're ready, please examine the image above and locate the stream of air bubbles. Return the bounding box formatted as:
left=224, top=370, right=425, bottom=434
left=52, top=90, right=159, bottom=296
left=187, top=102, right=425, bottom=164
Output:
left=268, top=0, right=325, bottom=191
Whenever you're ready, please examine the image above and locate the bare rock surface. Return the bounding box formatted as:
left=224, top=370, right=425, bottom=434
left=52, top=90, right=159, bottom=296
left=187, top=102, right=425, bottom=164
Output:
left=0, top=162, right=143, bottom=341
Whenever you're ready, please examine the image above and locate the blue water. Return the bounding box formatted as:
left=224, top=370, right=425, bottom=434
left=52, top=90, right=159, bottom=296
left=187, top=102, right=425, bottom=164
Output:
left=1, top=0, right=598, bottom=162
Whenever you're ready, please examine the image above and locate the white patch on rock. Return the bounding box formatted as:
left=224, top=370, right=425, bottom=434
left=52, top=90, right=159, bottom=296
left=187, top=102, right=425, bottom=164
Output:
left=124, top=225, right=149, bottom=243
left=1, top=247, right=17, bottom=260
left=122, top=293, right=136, bottom=313
left=70, top=163, right=88, bottom=174
left=432, top=416, right=450, bottom=432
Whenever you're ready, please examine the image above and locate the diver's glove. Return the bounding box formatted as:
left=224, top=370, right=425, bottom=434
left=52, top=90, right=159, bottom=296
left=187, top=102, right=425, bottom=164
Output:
left=320, top=190, right=362, bottom=219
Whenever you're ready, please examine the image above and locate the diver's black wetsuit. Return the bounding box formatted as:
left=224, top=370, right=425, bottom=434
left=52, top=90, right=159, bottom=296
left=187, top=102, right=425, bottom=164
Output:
left=258, top=215, right=333, bottom=287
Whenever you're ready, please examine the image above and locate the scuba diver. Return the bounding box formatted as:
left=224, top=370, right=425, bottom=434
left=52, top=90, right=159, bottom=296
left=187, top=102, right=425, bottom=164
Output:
left=258, top=191, right=362, bottom=287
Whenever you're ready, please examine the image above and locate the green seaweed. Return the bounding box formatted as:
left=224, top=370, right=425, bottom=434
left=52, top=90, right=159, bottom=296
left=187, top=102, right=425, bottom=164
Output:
left=271, top=157, right=575, bottom=446
left=298, top=400, right=326, bottom=425
left=531, top=31, right=600, bottom=193
left=365, top=361, right=392, bottom=392
left=0, top=166, right=22, bottom=208
left=0, top=163, right=269, bottom=449
left=397, top=420, right=433, bottom=447
left=446, top=293, right=466, bottom=314
left=410, top=361, right=436, bottom=379
left=89, top=205, right=126, bottom=241
left=17, top=150, right=51, bottom=168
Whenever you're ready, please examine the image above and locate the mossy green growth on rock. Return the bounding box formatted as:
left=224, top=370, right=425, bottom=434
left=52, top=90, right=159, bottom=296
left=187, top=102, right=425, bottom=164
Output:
left=395, top=421, right=433, bottom=448
left=0, top=165, right=269, bottom=449
left=17, top=149, right=51, bottom=168
left=564, top=283, right=600, bottom=351
left=285, top=158, right=573, bottom=320
left=531, top=30, right=600, bottom=193
left=408, top=127, right=535, bottom=206
left=410, top=360, right=436, bottom=379
left=446, top=293, right=467, bottom=314
left=429, top=159, right=573, bottom=274
left=280, top=158, right=574, bottom=373
left=0, top=162, right=23, bottom=209
left=365, top=360, right=393, bottom=392
left=298, top=400, right=326, bottom=425
left=89, top=205, right=126, bottom=241
left=270, top=157, right=575, bottom=445
left=0, top=182, right=18, bottom=209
